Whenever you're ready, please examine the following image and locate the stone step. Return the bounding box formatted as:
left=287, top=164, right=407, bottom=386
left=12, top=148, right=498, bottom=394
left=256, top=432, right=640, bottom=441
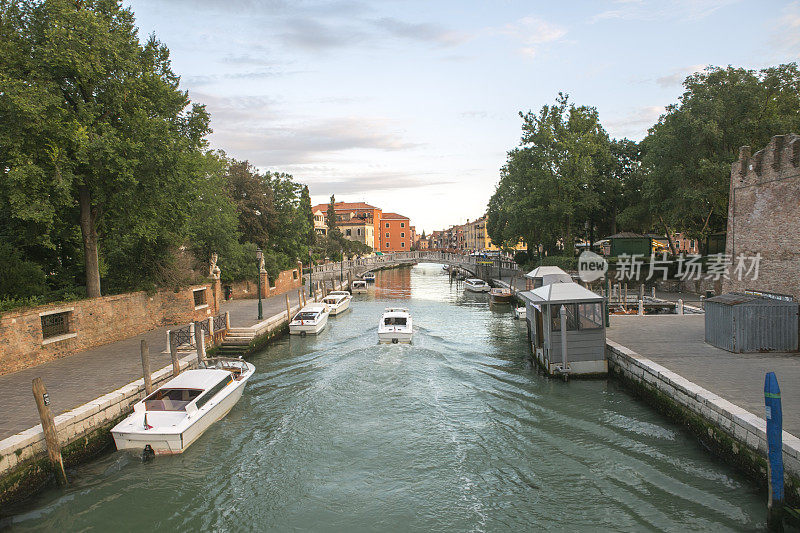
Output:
left=221, top=338, right=252, bottom=346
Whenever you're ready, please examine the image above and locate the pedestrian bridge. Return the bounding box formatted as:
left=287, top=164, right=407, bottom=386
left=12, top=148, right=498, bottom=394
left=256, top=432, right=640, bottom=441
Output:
left=309, top=251, right=519, bottom=282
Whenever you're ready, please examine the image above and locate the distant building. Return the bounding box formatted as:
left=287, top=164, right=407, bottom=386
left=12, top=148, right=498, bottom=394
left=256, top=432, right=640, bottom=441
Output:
left=380, top=212, right=412, bottom=252
left=312, top=201, right=382, bottom=250
left=312, top=209, right=327, bottom=236
left=339, top=219, right=374, bottom=248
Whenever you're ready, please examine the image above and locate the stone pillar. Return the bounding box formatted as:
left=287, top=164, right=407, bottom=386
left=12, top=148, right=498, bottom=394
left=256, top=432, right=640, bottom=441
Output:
left=260, top=270, right=269, bottom=298
left=212, top=277, right=222, bottom=314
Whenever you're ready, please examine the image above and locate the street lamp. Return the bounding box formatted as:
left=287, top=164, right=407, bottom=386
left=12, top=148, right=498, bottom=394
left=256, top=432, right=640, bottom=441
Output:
left=256, top=247, right=263, bottom=321
left=340, top=249, right=344, bottom=284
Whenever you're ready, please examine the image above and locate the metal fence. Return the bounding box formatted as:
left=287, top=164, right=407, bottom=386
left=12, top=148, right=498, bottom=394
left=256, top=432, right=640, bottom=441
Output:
left=172, top=324, right=193, bottom=347
left=213, top=313, right=227, bottom=333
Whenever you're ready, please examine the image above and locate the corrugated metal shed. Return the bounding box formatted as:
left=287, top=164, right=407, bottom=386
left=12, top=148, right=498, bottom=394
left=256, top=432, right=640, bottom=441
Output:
left=705, top=292, right=799, bottom=353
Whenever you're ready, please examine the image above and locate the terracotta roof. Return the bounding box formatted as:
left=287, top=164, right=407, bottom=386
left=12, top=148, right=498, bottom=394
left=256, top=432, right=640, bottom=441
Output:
left=311, top=201, right=377, bottom=211
left=382, top=212, right=409, bottom=220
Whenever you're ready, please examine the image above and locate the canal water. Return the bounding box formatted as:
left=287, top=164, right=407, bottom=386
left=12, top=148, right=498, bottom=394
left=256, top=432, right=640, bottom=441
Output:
left=4, top=263, right=764, bottom=531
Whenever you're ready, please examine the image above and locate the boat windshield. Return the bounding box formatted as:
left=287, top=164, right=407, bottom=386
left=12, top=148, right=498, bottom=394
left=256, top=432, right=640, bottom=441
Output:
left=323, top=298, right=338, bottom=304
left=294, top=311, right=319, bottom=321
left=384, top=317, right=407, bottom=326
left=144, top=388, right=203, bottom=411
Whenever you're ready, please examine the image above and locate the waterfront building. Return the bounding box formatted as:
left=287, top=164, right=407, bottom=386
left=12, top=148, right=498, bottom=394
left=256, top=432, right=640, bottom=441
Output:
left=339, top=219, right=375, bottom=249
left=380, top=212, right=412, bottom=252
left=313, top=209, right=327, bottom=236
left=312, top=201, right=383, bottom=250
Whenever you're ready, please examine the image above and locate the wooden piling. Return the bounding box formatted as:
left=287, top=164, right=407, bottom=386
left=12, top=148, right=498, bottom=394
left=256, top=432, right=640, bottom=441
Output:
left=193, top=322, right=206, bottom=367
left=169, top=331, right=180, bottom=377
left=32, top=377, right=68, bottom=486
left=299, top=288, right=305, bottom=307
left=285, top=293, right=291, bottom=320
left=140, top=339, right=153, bottom=395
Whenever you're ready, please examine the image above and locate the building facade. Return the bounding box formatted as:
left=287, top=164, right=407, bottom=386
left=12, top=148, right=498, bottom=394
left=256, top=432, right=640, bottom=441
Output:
left=380, top=212, right=412, bottom=252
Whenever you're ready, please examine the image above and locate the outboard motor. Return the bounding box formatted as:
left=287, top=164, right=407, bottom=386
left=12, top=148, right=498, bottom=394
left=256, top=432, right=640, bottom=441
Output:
left=142, top=444, right=155, bottom=463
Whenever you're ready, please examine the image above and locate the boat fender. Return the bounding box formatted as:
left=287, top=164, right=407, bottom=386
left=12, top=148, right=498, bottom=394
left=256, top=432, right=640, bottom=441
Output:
left=142, top=444, right=155, bottom=463
left=392, top=338, right=399, bottom=344
left=301, top=331, right=307, bottom=337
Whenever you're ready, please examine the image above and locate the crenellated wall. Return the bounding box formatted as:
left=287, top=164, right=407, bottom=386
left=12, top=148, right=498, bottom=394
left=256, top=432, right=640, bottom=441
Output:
left=724, top=134, right=800, bottom=300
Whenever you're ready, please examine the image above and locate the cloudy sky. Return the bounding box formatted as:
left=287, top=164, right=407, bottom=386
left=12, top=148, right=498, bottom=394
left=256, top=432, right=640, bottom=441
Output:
left=127, top=0, right=800, bottom=233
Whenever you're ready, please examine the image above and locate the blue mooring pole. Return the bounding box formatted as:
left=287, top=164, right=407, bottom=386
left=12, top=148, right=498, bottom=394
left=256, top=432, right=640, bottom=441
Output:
left=765, top=372, right=784, bottom=531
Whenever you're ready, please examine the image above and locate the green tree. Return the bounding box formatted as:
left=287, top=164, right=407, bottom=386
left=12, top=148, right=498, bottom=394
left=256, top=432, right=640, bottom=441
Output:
left=642, top=64, right=800, bottom=250
left=299, top=185, right=315, bottom=247
left=226, top=160, right=274, bottom=248
left=326, top=194, right=341, bottom=241
left=0, top=0, right=211, bottom=296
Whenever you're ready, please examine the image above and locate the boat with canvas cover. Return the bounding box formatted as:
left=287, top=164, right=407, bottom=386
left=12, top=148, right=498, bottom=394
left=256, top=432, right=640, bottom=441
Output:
left=490, top=287, right=513, bottom=303
left=111, top=358, right=254, bottom=455
left=363, top=272, right=376, bottom=283
left=351, top=280, right=368, bottom=293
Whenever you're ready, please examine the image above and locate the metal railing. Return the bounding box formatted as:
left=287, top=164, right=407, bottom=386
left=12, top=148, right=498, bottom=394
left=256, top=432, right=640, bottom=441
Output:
left=195, top=319, right=210, bottom=337
left=310, top=251, right=520, bottom=275
left=172, top=324, right=193, bottom=347
left=213, top=313, right=227, bottom=333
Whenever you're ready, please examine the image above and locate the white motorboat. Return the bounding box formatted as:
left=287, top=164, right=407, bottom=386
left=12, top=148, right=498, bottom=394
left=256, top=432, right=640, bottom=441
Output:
left=289, top=303, right=329, bottom=335
left=464, top=278, right=490, bottom=293
left=363, top=272, right=376, bottom=283
left=111, top=358, right=254, bottom=455
left=323, top=293, right=351, bottom=315
left=514, top=306, right=527, bottom=319
left=378, top=307, right=413, bottom=344
left=351, top=280, right=368, bottom=293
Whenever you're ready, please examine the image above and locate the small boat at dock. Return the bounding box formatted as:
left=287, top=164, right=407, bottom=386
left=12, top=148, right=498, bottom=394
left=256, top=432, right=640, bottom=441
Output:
left=323, top=293, right=351, bottom=315
left=513, top=306, right=526, bottom=319
left=490, top=287, right=513, bottom=304
left=378, top=307, right=413, bottom=344
left=351, top=280, right=368, bottom=293
left=111, top=358, right=254, bottom=455
left=363, top=272, right=376, bottom=283
left=464, top=278, right=490, bottom=293
left=289, top=303, right=330, bottom=335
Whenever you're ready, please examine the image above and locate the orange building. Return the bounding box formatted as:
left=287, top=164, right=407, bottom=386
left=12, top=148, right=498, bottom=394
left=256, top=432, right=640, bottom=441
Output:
left=312, top=201, right=383, bottom=250
left=380, top=212, right=412, bottom=252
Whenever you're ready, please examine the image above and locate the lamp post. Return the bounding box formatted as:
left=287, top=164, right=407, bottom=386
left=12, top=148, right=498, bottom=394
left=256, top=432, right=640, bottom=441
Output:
left=340, top=249, right=344, bottom=285
left=256, top=247, right=263, bottom=321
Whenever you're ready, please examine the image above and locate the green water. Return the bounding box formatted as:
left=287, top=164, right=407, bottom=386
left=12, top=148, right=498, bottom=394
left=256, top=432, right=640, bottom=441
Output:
left=3, top=263, right=764, bottom=531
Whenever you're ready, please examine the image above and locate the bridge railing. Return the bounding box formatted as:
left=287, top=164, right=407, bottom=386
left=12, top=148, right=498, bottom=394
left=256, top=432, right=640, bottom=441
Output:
left=309, top=251, right=519, bottom=275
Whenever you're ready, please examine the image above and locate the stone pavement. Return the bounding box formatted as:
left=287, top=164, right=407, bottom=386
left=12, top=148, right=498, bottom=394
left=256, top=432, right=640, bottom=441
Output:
left=0, top=289, right=306, bottom=440
left=607, top=314, right=800, bottom=436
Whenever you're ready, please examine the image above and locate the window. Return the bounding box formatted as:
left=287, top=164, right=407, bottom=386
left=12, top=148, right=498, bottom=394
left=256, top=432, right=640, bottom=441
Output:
left=401, top=242, right=405, bottom=248
left=400, top=222, right=405, bottom=228
left=386, top=232, right=389, bottom=238
left=144, top=388, right=202, bottom=411
left=357, top=229, right=361, bottom=236
left=346, top=229, right=352, bottom=236
left=386, top=222, right=390, bottom=228
left=293, top=270, right=299, bottom=279
left=550, top=303, right=602, bottom=331
left=400, top=232, right=405, bottom=238
left=41, top=311, right=71, bottom=339
left=193, top=288, right=207, bottom=308
left=195, top=376, right=233, bottom=409
left=386, top=243, right=390, bottom=248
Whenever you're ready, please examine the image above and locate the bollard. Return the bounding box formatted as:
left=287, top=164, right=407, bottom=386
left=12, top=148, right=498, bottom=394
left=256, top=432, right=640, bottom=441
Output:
left=560, top=306, right=569, bottom=375
left=638, top=299, right=644, bottom=316
left=169, top=331, right=180, bottom=377
left=678, top=299, right=684, bottom=315
left=765, top=372, right=784, bottom=530
left=193, top=322, right=206, bottom=366
left=32, top=377, right=68, bottom=486
left=651, top=286, right=656, bottom=298
left=140, top=339, right=153, bottom=395
left=639, top=283, right=644, bottom=301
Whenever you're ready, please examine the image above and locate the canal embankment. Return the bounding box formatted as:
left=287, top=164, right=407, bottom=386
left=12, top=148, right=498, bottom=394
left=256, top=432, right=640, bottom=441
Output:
left=0, top=276, right=348, bottom=506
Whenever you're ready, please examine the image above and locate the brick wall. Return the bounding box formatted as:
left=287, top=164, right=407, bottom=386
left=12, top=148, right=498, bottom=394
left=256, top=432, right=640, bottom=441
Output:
left=0, top=285, right=215, bottom=375
left=224, top=264, right=303, bottom=302
left=724, top=134, right=800, bottom=300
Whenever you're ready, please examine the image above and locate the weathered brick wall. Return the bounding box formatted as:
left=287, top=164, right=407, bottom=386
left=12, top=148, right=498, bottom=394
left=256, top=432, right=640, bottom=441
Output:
left=224, top=264, right=303, bottom=301
left=0, top=285, right=214, bottom=375
left=724, top=134, right=800, bottom=300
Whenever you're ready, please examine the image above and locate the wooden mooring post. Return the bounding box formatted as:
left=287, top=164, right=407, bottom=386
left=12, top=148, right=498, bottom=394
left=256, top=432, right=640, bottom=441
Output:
left=140, top=339, right=153, bottom=395
left=285, top=293, right=291, bottom=320
left=299, top=288, right=305, bottom=307
left=32, top=377, right=68, bottom=486
left=169, top=331, right=180, bottom=377
left=193, top=322, right=206, bottom=367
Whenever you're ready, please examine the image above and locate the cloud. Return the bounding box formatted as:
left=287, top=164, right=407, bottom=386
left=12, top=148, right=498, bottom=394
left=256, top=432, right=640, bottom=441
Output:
left=499, top=16, right=567, bottom=58
left=277, top=18, right=368, bottom=51
left=605, top=105, right=666, bottom=139
left=773, top=2, right=800, bottom=59
left=305, top=172, right=453, bottom=195
left=590, top=0, right=739, bottom=23
left=654, top=64, right=706, bottom=88
left=460, top=110, right=488, bottom=118
left=184, top=68, right=300, bottom=86
left=372, top=17, right=470, bottom=46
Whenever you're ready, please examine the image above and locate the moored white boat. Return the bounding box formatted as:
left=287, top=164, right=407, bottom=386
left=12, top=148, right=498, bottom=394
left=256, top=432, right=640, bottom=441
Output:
left=351, top=280, right=368, bottom=293
left=363, top=272, right=376, bottom=283
left=464, top=278, right=490, bottom=293
left=111, top=358, right=254, bottom=455
left=289, top=303, right=329, bottom=335
left=490, top=287, right=513, bottom=303
left=514, top=306, right=527, bottom=319
left=323, top=293, right=351, bottom=315
left=378, top=307, right=413, bottom=344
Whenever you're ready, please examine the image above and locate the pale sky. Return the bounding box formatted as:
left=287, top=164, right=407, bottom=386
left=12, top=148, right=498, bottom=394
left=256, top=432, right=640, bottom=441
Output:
left=127, top=0, right=800, bottom=234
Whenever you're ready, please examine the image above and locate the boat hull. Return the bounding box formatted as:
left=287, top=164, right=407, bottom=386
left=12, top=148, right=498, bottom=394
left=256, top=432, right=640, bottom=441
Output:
left=465, top=285, right=490, bottom=293
left=289, top=313, right=328, bottom=334
left=328, top=299, right=350, bottom=315
left=378, top=330, right=413, bottom=344
left=112, top=373, right=249, bottom=455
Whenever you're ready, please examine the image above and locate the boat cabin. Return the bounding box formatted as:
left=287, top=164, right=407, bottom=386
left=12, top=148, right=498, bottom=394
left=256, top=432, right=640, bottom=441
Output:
left=520, top=282, right=607, bottom=377
left=138, top=369, right=234, bottom=413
